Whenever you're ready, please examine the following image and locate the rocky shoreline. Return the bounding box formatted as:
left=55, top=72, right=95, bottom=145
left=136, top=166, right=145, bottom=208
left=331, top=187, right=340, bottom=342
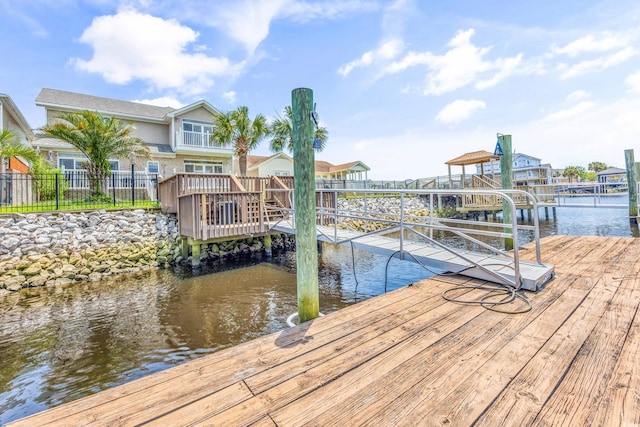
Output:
left=0, top=210, right=294, bottom=295
left=0, top=196, right=427, bottom=294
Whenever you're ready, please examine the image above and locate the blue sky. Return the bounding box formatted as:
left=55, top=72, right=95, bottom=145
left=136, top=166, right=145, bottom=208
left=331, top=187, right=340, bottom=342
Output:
left=2, top=0, right=640, bottom=179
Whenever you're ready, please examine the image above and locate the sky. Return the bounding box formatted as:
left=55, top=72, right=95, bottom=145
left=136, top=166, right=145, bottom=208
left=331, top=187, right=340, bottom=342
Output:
left=1, top=0, right=640, bottom=180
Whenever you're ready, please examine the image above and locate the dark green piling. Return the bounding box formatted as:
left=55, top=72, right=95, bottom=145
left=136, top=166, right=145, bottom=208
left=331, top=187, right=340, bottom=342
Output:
left=292, top=88, right=319, bottom=323
left=500, top=134, right=514, bottom=250
left=625, top=149, right=638, bottom=221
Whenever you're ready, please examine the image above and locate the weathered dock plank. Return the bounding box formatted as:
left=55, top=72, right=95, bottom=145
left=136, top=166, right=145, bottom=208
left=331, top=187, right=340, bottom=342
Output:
left=8, top=235, right=640, bottom=427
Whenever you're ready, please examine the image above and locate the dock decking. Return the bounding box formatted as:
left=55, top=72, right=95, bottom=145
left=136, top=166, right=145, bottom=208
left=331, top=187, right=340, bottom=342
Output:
left=9, top=235, right=640, bottom=426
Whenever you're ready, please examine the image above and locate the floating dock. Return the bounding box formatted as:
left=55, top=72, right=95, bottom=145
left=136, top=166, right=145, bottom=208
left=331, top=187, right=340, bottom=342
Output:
left=272, top=220, right=554, bottom=291
left=9, top=235, right=640, bottom=426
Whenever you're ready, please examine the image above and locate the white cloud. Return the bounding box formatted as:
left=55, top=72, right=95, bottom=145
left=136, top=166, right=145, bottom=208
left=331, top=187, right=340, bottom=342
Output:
left=558, top=47, right=636, bottom=79
left=566, top=90, right=590, bottom=102
left=383, top=29, right=523, bottom=95
left=222, top=91, right=237, bottom=103
left=538, top=101, right=596, bottom=123
left=283, top=0, right=379, bottom=23
left=209, top=0, right=288, bottom=54
left=552, top=32, right=633, bottom=57
left=338, top=38, right=404, bottom=76
left=72, top=9, right=244, bottom=94
left=129, top=96, right=185, bottom=108
left=205, top=0, right=378, bottom=54
left=626, top=70, right=640, bottom=92
left=435, top=99, right=486, bottom=124
left=476, top=54, right=523, bottom=89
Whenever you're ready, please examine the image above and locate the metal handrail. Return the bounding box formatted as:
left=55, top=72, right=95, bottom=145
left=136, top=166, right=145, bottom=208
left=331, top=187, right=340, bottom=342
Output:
left=266, top=188, right=547, bottom=290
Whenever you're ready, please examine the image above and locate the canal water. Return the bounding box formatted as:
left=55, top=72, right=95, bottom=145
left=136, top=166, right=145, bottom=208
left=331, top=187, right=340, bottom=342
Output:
left=1, top=200, right=638, bottom=425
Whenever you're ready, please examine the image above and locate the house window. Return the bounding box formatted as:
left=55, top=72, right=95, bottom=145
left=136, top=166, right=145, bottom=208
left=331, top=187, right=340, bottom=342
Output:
left=182, top=120, right=214, bottom=147
left=59, top=154, right=118, bottom=171
left=273, top=170, right=290, bottom=176
left=184, top=160, right=223, bottom=174
left=182, top=120, right=214, bottom=134
left=147, top=161, right=159, bottom=174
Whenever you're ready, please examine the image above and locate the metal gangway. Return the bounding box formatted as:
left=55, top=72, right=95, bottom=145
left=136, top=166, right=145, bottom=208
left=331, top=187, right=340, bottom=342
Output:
left=267, top=188, right=555, bottom=292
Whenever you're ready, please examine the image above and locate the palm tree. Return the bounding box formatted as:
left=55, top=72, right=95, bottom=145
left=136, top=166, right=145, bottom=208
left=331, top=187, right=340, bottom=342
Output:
left=0, top=129, right=39, bottom=173
left=562, top=165, right=586, bottom=183
left=269, top=106, right=329, bottom=154
left=40, top=110, right=150, bottom=197
left=210, top=106, right=269, bottom=176
left=588, top=161, right=608, bottom=173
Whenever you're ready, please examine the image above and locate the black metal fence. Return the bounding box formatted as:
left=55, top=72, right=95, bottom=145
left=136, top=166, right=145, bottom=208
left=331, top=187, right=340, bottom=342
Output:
left=0, top=170, right=160, bottom=213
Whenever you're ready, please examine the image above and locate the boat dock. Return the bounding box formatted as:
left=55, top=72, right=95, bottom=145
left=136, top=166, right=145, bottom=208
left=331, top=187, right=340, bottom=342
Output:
left=9, top=234, right=640, bottom=426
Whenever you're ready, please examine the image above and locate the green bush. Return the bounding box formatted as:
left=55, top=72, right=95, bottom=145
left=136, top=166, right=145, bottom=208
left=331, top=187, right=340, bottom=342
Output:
left=30, top=159, right=69, bottom=202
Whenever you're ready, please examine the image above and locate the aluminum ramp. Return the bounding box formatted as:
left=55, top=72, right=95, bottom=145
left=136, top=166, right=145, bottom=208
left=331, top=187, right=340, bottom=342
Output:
left=270, top=220, right=555, bottom=292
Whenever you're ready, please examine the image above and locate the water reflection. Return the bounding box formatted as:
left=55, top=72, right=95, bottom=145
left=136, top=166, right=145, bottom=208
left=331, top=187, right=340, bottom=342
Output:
left=2, top=203, right=638, bottom=424
left=0, top=245, right=431, bottom=425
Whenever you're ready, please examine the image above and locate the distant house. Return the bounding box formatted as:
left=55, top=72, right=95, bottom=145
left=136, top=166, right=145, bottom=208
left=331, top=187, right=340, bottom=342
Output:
left=246, top=153, right=294, bottom=177
left=247, top=154, right=371, bottom=181
left=477, top=152, right=553, bottom=187
left=315, top=160, right=370, bottom=181
left=596, top=167, right=626, bottom=184
left=33, top=88, right=234, bottom=178
left=1, top=93, right=34, bottom=173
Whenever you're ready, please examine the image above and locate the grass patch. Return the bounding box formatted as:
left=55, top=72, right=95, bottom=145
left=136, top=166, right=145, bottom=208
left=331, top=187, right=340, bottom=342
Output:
left=0, top=199, right=160, bottom=214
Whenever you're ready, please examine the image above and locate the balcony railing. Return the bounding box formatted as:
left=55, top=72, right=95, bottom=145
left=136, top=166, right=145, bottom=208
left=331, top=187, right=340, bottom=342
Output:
left=181, top=131, right=229, bottom=149
left=63, top=170, right=149, bottom=189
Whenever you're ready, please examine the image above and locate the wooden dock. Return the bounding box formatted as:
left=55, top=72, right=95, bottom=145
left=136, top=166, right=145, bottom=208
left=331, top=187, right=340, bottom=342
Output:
left=9, top=235, right=640, bottom=426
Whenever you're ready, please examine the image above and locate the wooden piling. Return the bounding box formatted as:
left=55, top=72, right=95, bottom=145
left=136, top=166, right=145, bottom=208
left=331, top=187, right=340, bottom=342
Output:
left=500, top=134, right=514, bottom=250
left=292, top=88, right=319, bottom=322
left=264, top=234, right=272, bottom=258
left=625, top=149, right=638, bottom=220
left=191, top=242, right=201, bottom=267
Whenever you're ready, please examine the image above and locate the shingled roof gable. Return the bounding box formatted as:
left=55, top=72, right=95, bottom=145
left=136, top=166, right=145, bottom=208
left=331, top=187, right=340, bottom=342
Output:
left=36, top=88, right=176, bottom=120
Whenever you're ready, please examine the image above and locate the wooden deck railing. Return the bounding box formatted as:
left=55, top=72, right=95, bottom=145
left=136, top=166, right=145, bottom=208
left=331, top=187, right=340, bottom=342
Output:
left=178, top=191, right=266, bottom=240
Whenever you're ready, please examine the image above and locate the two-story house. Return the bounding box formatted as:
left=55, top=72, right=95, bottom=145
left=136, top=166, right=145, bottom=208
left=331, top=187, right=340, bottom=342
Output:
left=1, top=93, right=34, bottom=173
left=33, top=88, right=234, bottom=179
left=1, top=93, right=35, bottom=206
left=476, top=152, right=553, bottom=187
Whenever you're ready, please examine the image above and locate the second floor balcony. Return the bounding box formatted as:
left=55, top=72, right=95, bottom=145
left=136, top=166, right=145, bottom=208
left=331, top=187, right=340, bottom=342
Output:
left=177, top=130, right=234, bottom=154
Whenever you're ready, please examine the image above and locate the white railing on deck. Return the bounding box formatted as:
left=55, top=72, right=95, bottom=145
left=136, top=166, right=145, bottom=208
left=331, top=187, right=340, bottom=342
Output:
left=63, top=170, right=150, bottom=190
left=181, top=131, right=228, bottom=149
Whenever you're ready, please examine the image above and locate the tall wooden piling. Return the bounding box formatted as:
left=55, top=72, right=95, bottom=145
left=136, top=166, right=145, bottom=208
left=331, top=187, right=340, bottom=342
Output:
left=625, top=149, right=638, bottom=220
left=500, top=134, right=514, bottom=250
left=292, top=88, right=319, bottom=322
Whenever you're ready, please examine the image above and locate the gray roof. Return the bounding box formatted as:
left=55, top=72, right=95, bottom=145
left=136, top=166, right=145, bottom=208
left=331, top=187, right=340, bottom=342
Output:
left=597, top=167, right=626, bottom=176
left=36, top=88, right=176, bottom=120
left=146, top=143, right=173, bottom=153
left=31, top=136, right=74, bottom=149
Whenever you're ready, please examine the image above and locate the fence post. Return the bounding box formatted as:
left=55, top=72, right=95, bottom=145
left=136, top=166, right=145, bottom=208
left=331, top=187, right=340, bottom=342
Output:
left=155, top=174, right=160, bottom=204
left=112, top=173, right=116, bottom=206
left=131, top=164, right=135, bottom=206
left=55, top=173, right=60, bottom=210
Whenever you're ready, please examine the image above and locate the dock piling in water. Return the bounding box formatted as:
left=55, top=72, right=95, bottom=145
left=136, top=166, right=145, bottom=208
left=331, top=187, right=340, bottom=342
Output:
left=625, top=149, right=638, bottom=222
left=500, top=134, right=514, bottom=250
left=292, top=88, right=320, bottom=323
